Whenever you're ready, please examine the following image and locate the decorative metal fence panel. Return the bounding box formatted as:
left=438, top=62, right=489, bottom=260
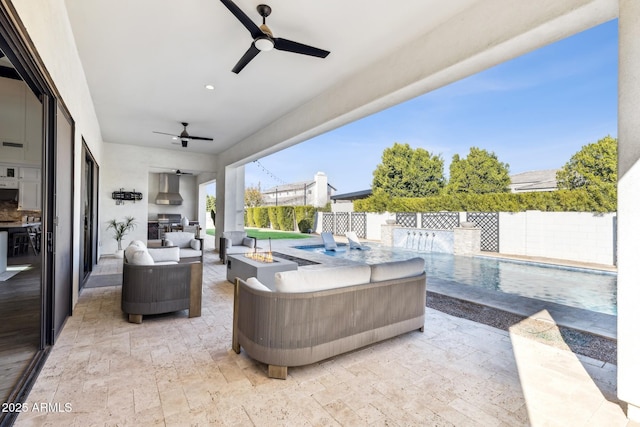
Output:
left=421, top=212, right=460, bottom=229
left=336, top=213, right=350, bottom=235
left=322, top=213, right=335, bottom=234
left=351, top=213, right=367, bottom=238
left=396, top=212, right=417, bottom=228
left=467, top=212, right=499, bottom=252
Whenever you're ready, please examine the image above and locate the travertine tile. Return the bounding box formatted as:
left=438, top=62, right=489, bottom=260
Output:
left=13, top=244, right=633, bottom=427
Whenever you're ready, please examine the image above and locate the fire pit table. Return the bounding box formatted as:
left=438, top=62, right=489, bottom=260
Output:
left=226, top=253, right=298, bottom=289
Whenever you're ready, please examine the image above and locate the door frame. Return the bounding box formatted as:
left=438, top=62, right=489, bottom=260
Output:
left=0, top=3, right=76, bottom=426
left=80, top=139, right=98, bottom=287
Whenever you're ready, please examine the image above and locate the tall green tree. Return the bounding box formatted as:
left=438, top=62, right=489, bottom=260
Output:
left=372, top=142, right=445, bottom=197
left=245, top=185, right=263, bottom=207
left=556, top=135, right=617, bottom=210
left=556, top=135, right=617, bottom=191
left=205, top=195, right=216, bottom=212
left=447, top=147, right=510, bottom=194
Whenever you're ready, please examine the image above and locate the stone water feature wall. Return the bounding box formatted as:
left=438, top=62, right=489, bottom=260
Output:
left=395, top=228, right=454, bottom=253
left=381, top=223, right=481, bottom=256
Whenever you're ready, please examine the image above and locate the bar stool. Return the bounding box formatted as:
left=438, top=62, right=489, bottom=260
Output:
left=26, top=226, right=40, bottom=255
left=10, top=232, right=29, bottom=256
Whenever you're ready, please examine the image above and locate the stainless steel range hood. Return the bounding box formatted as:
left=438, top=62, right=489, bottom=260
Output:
left=155, top=173, right=183, bottom=205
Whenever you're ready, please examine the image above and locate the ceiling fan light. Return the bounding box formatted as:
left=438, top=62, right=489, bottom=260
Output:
left=255, top=36, right=274, bottom=51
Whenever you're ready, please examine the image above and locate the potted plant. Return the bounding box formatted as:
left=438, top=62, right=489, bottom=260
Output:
left=107, top=216, right=136, bottom=258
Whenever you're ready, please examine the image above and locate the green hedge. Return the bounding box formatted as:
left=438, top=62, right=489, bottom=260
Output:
left=355, top=189, right=616, bottom=213
left=267, top=207, right=278, bottom=229
left=245, top=205, right=318, bottom=231
left=294, top=206, right=316, bottom=231
left=276, top=206, right=295, bottom=231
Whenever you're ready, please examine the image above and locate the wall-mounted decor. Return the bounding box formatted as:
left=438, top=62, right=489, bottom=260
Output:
left=112, top=188, right=143, bottom=205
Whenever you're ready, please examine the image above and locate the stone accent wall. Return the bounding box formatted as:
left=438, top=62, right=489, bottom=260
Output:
left=380, top=223, right=397, bottom=248
left=453, top=227, right=481, bottom=256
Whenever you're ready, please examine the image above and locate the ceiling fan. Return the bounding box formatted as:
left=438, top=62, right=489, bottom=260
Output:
left=220, top=0, right=330, bottom=74
left=172, top=169, right=192, bottom=176
left=153, top=122, right=213, bottom=148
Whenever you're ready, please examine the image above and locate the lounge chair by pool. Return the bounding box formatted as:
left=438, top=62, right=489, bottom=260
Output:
left=321, top=232, right=338, bottom=251
left=345, top=232, right=367, bottom=250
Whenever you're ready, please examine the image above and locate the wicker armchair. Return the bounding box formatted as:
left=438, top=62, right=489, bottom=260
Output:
left=121, top=257, right=203, bottom=324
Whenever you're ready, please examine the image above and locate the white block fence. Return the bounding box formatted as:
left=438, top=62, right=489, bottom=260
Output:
left=316, top=211, right=617, bottom=267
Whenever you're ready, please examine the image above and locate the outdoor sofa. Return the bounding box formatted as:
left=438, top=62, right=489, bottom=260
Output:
left=121, top=240, right=203, bottom=324
left=219, top=230, right=256, bottom=263
left=232, top=257, right=426, bottom=379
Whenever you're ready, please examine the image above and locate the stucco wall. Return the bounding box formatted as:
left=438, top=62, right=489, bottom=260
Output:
left=101, top=142, right=216, bottom=255
left=499, top=211, right=616, bottom=265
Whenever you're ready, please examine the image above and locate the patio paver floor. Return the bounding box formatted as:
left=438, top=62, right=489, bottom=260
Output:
left=14, top=238, right=637, bottom=426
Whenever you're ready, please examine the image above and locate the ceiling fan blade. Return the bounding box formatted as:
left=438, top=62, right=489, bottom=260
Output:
left=153, top=131, right=179, bottom=137
left=274, top=38, right=330, bottom=58
left=220, top=0, right=263, bottom=39
left=232, top=43, right=261, bottom=74
left=188, top=136, right=214, bottom=141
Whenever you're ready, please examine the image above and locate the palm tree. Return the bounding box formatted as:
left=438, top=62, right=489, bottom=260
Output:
left=107, top=216, right=136, bottom=251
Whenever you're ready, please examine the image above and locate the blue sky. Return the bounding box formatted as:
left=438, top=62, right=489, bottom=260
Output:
left=243, top=20, right=617, bottom=195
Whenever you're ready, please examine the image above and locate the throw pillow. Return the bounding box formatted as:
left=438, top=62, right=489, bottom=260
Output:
left=124, top=241, right=145, bottom=262
left=190, top=239, right=201, bottom=250
left=245, top=277, right=271, bottom=292
left=129, top=249, right=155, bottom=265
left=242, top=237, right=255, bottom=248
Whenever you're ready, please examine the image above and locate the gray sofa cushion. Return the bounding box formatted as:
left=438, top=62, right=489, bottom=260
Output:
left=275, top=264, right=371, bottom=293
left=164, top=231, right=196, bottom=248
left=370, top=257, right=425, bottom=282
left=148, top=246, right=180, bottom=263
left=180, top=248, right=203, bottom=259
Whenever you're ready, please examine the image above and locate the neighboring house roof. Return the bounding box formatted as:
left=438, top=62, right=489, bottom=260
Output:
left=263, top=180, right=337, bottom=194
left=509, top=169, right=559, bottom=192
left=331, top=189, right=373, bottom=201
left=323, top=170, right=560, bottom=200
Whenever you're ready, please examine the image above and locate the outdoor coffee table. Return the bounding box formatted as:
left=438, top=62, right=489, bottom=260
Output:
left=226, top=253, right=297, bottom=289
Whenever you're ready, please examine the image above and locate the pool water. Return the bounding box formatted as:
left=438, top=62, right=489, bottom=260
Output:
left=295, top=244, right=617, bottom=315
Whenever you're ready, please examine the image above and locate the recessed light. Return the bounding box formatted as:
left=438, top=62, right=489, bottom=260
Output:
left=204, top=84, right=215, bottom=90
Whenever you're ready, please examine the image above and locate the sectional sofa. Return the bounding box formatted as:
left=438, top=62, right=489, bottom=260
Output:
left=232, top=257, right=426, bottom=379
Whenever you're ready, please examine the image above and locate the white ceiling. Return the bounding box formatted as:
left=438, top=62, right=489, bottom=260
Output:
left=63, top=0, right=616, bottom=161
left=63, top=0, right=481, bottom=155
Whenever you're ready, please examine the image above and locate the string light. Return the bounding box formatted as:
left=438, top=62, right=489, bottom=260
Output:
left=252, top=160, right=287, bottom=186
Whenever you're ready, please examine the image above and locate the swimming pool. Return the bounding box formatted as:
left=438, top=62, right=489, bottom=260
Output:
left=295, top=244, right=617, bottom=315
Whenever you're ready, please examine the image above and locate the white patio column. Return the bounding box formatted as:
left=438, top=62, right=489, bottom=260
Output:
left=617, top=0, right=640, bottom=421
left=215, top=164, right=245, bottom=249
